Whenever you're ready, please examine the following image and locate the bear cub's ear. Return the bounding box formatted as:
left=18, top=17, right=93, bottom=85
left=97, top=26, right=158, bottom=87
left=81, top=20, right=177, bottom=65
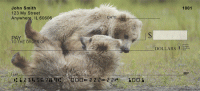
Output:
left=96, top=43, right=108, bottom=52
left=118, top=14, right=127, bottom=22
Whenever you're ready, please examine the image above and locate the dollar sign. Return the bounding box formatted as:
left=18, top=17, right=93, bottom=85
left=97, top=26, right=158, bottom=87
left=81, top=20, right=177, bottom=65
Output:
left=148, top=32, right=152, bottom=38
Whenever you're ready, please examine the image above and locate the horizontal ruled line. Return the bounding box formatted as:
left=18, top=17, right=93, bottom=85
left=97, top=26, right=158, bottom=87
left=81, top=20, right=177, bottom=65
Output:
left=11, top=50, right=155, bottom=51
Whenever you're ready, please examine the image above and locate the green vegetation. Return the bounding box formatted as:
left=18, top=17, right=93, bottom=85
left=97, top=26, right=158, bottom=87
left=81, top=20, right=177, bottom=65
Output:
left=0, top=0, right=199, bottom=90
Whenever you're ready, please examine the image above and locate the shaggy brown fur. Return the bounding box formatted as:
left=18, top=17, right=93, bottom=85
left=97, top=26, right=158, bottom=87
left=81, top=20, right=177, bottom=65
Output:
left=11, top=19, right=122, bottom=90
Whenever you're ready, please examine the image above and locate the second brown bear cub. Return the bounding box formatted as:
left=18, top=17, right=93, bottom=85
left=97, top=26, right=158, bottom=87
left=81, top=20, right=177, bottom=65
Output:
left=40, top=4, right=142, bottom=55
left=11, top=19, right=122, bottom=90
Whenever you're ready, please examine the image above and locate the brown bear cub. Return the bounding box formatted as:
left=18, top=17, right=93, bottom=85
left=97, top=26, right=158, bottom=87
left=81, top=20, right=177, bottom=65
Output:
left=39, top=4, right=142, bottom=55
left=11, top=19, right=122, bottom=90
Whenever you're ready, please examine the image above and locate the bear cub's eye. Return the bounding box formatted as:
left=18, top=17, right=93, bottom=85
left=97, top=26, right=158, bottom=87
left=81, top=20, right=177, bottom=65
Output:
left=89, top=38, right=92, bottom=42
left=124, top=35, right=129, bottom=39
